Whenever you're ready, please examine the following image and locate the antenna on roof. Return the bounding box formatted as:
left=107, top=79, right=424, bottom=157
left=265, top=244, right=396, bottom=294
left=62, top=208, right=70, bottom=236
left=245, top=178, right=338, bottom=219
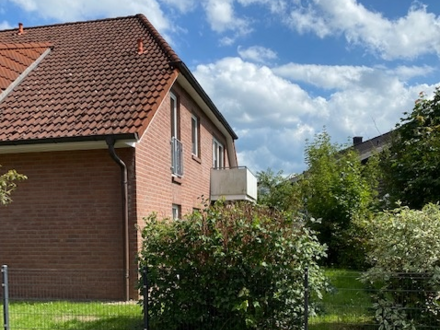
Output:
left=18, top=22, right=24, bottom=35
left=137, top=38, right=144, bottom=54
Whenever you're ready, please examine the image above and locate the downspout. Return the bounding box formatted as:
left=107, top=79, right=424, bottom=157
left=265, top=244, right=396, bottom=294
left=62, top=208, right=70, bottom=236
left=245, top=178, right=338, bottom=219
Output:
left=106, top=136, right=130, bottom=301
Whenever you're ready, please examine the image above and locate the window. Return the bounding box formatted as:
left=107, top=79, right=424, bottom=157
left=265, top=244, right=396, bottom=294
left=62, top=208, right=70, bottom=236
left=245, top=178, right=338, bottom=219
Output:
left=172, top=204, right=181, bottom=220
left=191, top=114, right=199, bottom=157
left=170, top=92, right=183, bottom=176
left=170, top=92, right=178, bottom=139
left=213, top=138, right=224, bottom=169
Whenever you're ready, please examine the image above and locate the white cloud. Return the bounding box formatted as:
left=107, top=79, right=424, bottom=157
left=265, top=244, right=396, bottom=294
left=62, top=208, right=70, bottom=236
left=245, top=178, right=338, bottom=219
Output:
left=158, top=0, right=196, bottom=13
left=237, top=0, right=287, bottom=14
left=273, top=63, right=435, bottom=90
left=273, top=64, right=372, bottom=90
left=194, top=57, right=436, bottom=173
left=8, top=0, right=170, bottom=33
left=0, top=20, right=12, bottom=29
left=203, top=0, right=251, bottom=36
left=194, top=57, right=328, bottom=129
left=285, top=0, right=440, bottom=60
left=238, top=45, right=277, bottom=63
left=387, top=65, right=435, bottom=81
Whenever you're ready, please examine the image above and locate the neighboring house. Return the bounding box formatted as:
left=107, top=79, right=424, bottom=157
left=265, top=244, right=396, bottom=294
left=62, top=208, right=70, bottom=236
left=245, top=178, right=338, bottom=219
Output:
left=351, top=132, right=393, bottom=163
left=290, top=131, right=393, bottom=184
left=0, top=15, right=256, bottom=300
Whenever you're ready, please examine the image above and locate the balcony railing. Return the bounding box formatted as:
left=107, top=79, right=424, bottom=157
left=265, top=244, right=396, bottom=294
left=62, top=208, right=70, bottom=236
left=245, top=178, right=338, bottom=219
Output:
left=171, top=137, right=183, bottom=177
left=210, top=166, right=257, bottom=202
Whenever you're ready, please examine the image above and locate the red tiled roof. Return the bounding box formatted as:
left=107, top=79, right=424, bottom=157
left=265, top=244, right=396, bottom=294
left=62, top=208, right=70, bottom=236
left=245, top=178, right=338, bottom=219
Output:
left=0, top=42, right=52, bottom=90
left=0, top=14, right=180, bottom=143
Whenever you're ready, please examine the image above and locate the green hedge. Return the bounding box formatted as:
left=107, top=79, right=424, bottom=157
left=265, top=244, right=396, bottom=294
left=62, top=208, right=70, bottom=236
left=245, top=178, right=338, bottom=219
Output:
left=139, top=201, right=326, bottom=330
left=363, top=204, right=440, bottom=329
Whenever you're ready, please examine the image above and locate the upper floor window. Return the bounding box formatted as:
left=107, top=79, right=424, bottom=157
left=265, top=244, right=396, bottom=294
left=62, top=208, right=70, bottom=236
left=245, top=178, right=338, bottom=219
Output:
left=170, top=92, right=183, bottom=177
left=191, top=114, right=200, bottom=157
left=170, top=92, right=179, bottom=139
left=213, top=138, right=224, bottom=169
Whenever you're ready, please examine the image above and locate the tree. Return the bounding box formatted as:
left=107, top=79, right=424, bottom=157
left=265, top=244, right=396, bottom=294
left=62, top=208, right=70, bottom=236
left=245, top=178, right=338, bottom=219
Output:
left=299, top=130, right=381, bottom=267
left=139, top=201, right=326, bottom=330
left=381, top=88, right=440, bottom=209
left=256, top=168, right=301, bottom=213
left=0, top=166, right=27, bottom=205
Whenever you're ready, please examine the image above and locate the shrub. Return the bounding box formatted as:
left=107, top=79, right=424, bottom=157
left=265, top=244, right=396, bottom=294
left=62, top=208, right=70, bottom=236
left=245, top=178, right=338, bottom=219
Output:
left=139, top=201, right=327, bottom=330
left=0, top=166, right=27, bottom=205
left=299, top=130, right=381, bottom=267
left=362, top=204, right=440, bottom=329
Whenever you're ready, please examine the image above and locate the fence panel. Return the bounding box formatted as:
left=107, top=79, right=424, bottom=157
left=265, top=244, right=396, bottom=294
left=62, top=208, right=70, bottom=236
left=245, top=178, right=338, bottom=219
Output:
left=3, top=266, right=440, bottom=330
left=0, top=267, right=143, bottom=330
left=309, top=270, right=440, bottom=330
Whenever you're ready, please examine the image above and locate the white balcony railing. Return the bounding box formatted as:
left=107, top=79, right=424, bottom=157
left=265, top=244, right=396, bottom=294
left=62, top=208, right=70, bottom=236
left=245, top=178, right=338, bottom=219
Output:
left=210, top=166, right=257, bottom=202
left=171, top=137, right=183, bottom=177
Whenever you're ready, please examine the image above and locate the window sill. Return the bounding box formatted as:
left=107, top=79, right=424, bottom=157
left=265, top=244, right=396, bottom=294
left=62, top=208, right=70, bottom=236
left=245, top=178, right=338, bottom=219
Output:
left=172, top=175, right=183, bottom=185
left=192, top=154, right=202, bottom=164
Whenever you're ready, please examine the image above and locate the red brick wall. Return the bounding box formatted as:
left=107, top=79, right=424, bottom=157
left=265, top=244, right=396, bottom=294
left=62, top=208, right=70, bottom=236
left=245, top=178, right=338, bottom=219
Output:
left=134, top=82, right=229, bottom=230
left=0, top=148, right=137, bottom=300
left=0, top=82, right=235, bottom=301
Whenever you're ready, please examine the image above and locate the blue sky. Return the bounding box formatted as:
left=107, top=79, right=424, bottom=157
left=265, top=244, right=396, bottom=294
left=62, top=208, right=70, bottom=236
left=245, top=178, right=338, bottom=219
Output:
left=1, top=0, right=440, bottom=175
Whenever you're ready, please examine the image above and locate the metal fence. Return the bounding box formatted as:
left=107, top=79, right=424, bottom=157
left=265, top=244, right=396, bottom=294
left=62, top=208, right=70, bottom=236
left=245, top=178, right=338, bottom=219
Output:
left=2, top=266, right=440, bottom=330
left=1, top=265, right=145, bottom=330
left=308, top=270, right=440, bottom=330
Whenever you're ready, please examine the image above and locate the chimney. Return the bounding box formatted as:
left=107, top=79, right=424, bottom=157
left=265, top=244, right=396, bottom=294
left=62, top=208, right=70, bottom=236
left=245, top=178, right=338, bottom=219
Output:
left=353, top=136, right=363, bottom=145
left=137, top=38, right=143, bottom=54
left=18, top=22, right=24, bottom=35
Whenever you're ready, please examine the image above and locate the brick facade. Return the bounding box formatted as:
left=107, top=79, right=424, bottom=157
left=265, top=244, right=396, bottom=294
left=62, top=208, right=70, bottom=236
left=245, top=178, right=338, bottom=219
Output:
left=0, top=81, right=232, bottom=300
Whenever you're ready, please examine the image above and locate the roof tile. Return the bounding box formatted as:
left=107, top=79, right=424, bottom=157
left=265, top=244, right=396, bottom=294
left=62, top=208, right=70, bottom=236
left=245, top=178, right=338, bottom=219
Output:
left=0, top=14, right=179, bottom=143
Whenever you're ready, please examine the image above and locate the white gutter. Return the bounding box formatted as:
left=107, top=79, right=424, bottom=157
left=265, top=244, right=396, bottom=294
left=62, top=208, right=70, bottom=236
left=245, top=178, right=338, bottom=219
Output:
left=0, top=139, right=136, bottom=155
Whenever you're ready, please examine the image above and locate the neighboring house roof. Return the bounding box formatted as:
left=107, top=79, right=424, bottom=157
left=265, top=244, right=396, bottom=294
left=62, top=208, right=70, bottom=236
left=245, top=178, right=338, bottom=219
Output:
left=290, top=131, right=394, bottom=183
left=0, top=14, right=237, bottom=147
left=352, top=131, right=393, bottom=162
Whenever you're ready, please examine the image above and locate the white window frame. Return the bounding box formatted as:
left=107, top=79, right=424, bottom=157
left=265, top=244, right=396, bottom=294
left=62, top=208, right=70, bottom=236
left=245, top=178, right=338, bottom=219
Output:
left=172, top=204, right=181, bottom=220
left=191, top=114, right=199, bottom=157
left=170, top=92, right=178, bottom=139
left=213, top=138, right=224, bottom=169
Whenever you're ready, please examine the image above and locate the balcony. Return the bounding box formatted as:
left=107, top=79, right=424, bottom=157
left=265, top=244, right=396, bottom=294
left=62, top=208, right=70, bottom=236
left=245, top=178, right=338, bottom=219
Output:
left=210, top=167, right=257, bottom=203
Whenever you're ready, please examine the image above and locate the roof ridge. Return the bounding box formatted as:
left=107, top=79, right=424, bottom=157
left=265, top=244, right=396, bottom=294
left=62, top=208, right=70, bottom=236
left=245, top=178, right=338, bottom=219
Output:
left=135, top=13, right=180, bottom=63
left=0, top=15, right=139, bottom=32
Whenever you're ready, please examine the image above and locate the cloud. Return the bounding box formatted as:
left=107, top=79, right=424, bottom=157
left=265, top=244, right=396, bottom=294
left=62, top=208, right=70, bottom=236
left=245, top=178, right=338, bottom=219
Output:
left=237, top=0, right=287, bottom=14
left=194, top=57, right=436, bottom=174
left=158, top=0, right=196, bottom=13
left=273, top=63, right=435, bottom=90
left=238, top=45, right=277, bottom=63
left=194, top=57, right=328, bottom=129
left=8, top=0, right=170, bottom=33
left=274, top=64, right=373, bottom=90
left=387, top=65, right=435, bottom=81
left=0, top=20, right=12, bottom=29
left=203, top=0, right=251, bottom=37
left=285, top=0, right=440, bottom=60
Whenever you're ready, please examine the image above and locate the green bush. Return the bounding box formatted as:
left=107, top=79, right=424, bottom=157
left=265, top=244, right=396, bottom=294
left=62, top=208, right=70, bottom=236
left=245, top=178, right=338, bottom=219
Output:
left=139, top=201, right=327, bottom=330
left=362, top=204, right=440, bottom=329
left=299, top=130, right=381, bottom=268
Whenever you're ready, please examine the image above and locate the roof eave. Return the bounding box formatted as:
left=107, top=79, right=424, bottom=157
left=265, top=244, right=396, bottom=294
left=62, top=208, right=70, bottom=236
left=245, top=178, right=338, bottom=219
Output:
left=172, top=61, right=238, bottom=140
left=0, top=133, right=138, bottom=154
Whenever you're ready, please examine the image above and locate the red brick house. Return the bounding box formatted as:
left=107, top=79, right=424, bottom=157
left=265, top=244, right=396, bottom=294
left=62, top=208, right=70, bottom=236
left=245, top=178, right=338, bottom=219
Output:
left=0, top=15, right=256, bottom=300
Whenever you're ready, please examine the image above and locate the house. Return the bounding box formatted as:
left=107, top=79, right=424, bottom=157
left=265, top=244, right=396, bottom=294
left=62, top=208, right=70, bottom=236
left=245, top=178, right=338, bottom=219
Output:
left=351, top=132, right=393, bottom=163
left=0, top=15, right=256, bottom=300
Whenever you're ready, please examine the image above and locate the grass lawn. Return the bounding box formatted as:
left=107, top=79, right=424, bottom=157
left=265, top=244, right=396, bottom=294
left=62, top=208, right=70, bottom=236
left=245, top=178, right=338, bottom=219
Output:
left=1, top=300, right=143, bottom=330
left=309, top=269, right=376, bottom=330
